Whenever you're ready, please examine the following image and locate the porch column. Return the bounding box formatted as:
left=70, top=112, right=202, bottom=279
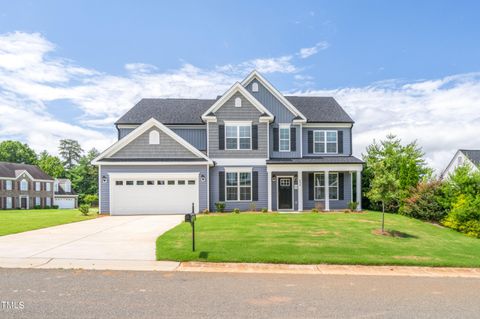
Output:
left=356, top=170, right=362, bottom=211
left=297, top=171, right=303, bottom=211
left=267, top=170, right=272, bottom=212
left=324, top=170, right=330, bottom=211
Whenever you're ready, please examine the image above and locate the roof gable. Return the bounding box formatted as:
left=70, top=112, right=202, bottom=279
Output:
left=461, top=149, right=480, bottom=166
left=0, top=162, right=53, bottom=180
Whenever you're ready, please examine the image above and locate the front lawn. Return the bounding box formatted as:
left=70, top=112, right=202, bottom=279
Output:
left=0, top=209, right=97, bottom=236
left=156, top=212, right=480, bottom=267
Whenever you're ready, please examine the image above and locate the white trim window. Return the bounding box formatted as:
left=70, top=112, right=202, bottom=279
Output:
left=35, top=197, right=41, bottom=206
left=20, top=179, right=28, bottom=191
left=5, top=180, right=12, bottom=190
left=225, top=124, right=251, bottom=150
left=234, top=97, right=242, bottom=107
left=46, top=197, right=51, bottom=206
left=35, top=182, right=41, bottom=191
left=314, top=130, right=337, bottom=154
left=314, top=172, right=339, bottom=200
left=6, top=197, right=12, bottom=209
left=279, top=125, right=290, bottom=152
left=46, top=183, right=51, bottom=192
left=54, top=182, right=59, bottom=192
left=252, top=82, right=259, bottom=92
left=226, top=171, right=252, bottom=201
left=149, top=130, right=160, bottom=144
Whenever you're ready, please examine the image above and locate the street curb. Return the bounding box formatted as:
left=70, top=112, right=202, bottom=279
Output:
left=176, top=261, right=480, bottom=278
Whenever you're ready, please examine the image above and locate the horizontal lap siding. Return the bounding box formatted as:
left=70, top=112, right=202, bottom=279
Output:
left=171, top=128, right=207, bottom=151
left=302, top=172, right=352, bottom=210
left=208, top=92, right=268, bottom=158
left=119, top=128, right=135, bottom=139
left=209, top=166, right=268, bottom=211
left=99, top=165, right=208, bottom=214
left=111, top=127, right=199, bottom=159
left=302, top=127, right=352, bottom=156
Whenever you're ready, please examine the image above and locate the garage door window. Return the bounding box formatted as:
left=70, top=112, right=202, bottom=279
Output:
left=126, top=181, right=134, bottom=186
left=147, top=180, right=154, bottom=185
left=115, top=181, right=123, bottom=186
left=188, top=180, right=195, bottom=185
left=167, top=180, right=175, bottom=185
left=178, top=180, right=186, bottom=185
left=157, top=180, right=165, bottom=185
left=136, top=181, right=144, bottom=185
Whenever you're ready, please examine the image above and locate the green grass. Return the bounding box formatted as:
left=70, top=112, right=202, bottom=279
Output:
left=156, top=211, right=480, bottom=267
left=0, top=209, right=97, bottom=236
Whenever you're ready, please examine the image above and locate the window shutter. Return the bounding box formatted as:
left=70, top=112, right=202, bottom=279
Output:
left=252, top=125, right=258, bottom=150
left=308, top=173, right=314, bottom=200
left=252, top=171, right=258, bottom=201
left=219, top=125, right=225, bottom=150
left=290, top=127, right=296, bottom=152
left=273, top=127, right=279, bottom=151
left=218, top=171, right=225, bottom=201
left=339, top=173, right=344, bottom=200
left=308, top=131, right=313, bottom=154
left=338, top=131, right=344, bottom=154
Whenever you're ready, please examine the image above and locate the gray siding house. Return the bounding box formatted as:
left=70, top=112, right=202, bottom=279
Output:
left=93, top=70, right=363, bottom=215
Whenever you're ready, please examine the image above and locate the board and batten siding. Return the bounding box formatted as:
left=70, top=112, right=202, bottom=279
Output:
left=111, top=127, right=200, bottom=159
left=99, top=165, right=208, bottom=214
left=208, top=92, right=268, bottom=158
left=301, top=171, right=352, bottom=210
left=302, top=127, right=352, bottom=156
left=209, top=165, right=268, bottom=211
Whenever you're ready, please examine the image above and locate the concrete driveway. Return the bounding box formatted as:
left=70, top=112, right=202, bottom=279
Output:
left=0, top=215, right=183, bottom=261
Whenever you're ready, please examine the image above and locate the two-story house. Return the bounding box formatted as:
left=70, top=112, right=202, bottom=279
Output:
left=93, top=70, right=363, bottom=215
left=0, top=162, right=55, bottom=209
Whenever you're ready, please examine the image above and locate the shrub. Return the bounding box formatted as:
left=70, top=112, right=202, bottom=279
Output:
left=233, top=208, right=240, bottom=214
left=52, top=205, right=59, bottom=209
left=248, top=202, right=257, bottom=212
left=44, top=205, right=51, bottom=209
left=83, top=194, right=98, bottom=206
left=348, top=201, right=359, bottom=212
left=79, top=204, right=91, bottom=216
left=442, top=195, right=480, bottom=238
left=201, top=209, right=210, bottom=214
left=214, top=202, right=225, bottom=213
left=399, top=180, right=446, bottom=222
left=315, top=202, right=324, bottom=211
left=33, top=205, right=41, bottom=209
left=261, top=208, right=268, bottom=213
left=311, top=208, right=319, bottom=213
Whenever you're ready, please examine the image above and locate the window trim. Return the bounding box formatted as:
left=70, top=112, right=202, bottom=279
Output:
left=313, top=172, right=339, bottom=201
left=35, top=182, right=41, bottom=192
left=46, top=183, right=51, bottom=192
left=313, top=130, right=338, bottom=154
left=234, top=97, right=242, bottom=107
left=20, top=179, right=28, bottom=191
left=5, top=180, right=12, bottom=190
left=224, top=122, right=252, bottom=150
left=6, top=196, right=12, bottom=209
left=278, top=124, right=291, bottom=152
left=251, top=82, right=259, bottom=92
left=225, top=171, right=252, bottom=202
left=149, top=130, right=160, bottom=145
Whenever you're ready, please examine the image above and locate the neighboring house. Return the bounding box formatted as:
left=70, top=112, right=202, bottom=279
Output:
left=54, top=178, right=78, bottom=209
left=0, top=162, right=54, bottom=209
left=93, top=70, right=363, bottom=215
left=442, top=149, right=480, bottom=179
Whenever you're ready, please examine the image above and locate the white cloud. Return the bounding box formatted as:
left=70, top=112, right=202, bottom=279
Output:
left=217, top=55, right=297, bottom=75
left=298, top=41, right=329, bottom=59
left=294, top=73, right=480, bottom=173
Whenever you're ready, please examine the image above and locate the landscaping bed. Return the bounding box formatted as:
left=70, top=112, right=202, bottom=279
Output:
left=156, top=211, right=480, bottom=267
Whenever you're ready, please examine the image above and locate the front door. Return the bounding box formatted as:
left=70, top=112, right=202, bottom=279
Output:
left=278, top=177, right=293, bottom=210
left=20, top=197, right=27, bottom=209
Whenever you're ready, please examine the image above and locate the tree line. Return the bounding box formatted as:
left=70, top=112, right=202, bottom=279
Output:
left=0, top=139, right=99, bottom=205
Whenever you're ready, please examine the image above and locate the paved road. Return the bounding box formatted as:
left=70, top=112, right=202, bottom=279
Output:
left=0, top=215, right=182, bottom=260
left=1, top=268, right=479, bottom=318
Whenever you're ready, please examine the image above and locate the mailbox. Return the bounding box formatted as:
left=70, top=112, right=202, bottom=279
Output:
left=185, top=213, right=196, bottom=223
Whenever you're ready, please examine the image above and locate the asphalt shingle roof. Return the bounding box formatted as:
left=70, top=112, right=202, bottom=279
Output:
left=0, top=162, right=53, bottom=180
left=115, top=96, right=354, bottom=125
left=461, top=149, right=480, bottom=165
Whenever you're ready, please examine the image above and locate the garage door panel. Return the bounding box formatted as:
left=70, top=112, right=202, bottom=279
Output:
left=110, top=174, right=199, bottom=215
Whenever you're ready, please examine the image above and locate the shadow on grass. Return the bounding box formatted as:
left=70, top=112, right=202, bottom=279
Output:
left=372, top=229, right=418, bottom=239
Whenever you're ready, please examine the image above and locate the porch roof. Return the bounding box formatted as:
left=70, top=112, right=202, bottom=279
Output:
left=266, top=156, right=364, bottom=165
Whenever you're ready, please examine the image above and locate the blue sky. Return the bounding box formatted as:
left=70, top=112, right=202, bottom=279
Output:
left=0, top=1, right=479, bottom=171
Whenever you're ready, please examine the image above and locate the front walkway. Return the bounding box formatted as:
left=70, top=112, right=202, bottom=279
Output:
left=0, top=215, right=183, bottom=262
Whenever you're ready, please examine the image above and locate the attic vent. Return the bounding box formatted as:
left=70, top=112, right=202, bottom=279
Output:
left=252, top=82, right=259, bottom=92
left=149, top=130, right=160, bottom=144
left=235, top=97, right=242, bottom=107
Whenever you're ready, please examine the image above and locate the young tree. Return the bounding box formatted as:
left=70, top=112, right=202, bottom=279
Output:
left=59, top=139, right=83, bottom=170
left=362, top=134, right=431, bottom=212
left=67, top=148, right=99, bottom=203
left=0, top=140, right=37, bottom=164
left=37, top=151, right=65, bottom=178
left=367, top=160, right=401, bottom=232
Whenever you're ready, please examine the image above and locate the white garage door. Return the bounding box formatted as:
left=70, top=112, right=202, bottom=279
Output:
left=54, top=198, right=76, bottom=209
left=110, top=173, right=199, bottom=215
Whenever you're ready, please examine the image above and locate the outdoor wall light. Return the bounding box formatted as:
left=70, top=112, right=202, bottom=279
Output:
left=102, top=175, right=107, bottom=183
left=272, top=175, right=276, bottom=182
left=200, top=174, right=206, bottom=182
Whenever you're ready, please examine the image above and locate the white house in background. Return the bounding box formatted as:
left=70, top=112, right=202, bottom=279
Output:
left=54, top=178, right=78, bottom=209
left=441, top=149, right=480, bottom=179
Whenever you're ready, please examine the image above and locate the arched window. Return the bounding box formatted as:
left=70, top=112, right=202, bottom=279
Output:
left=458, top=156, right=463, bottom=165
left=252, top=82, right=259, bottom=92
left=149, top=130, right=160, bottom=144
left=20, top=179, right=28, bottom=191
left=235, top=97, right=242, bottom=107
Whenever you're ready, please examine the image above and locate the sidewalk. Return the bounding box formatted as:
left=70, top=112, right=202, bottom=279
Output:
left=1, top=257, right=480, bottom=278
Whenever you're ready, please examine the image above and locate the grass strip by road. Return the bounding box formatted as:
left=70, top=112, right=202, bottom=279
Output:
left=157, top=211, right=480, bottom=267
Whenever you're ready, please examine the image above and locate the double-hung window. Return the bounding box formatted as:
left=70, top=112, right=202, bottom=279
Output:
left=226, top=171, right=252, bottom=201
left=225, top=123, right=251, bottom=150
left=20, top=179, right=28, bottom=191
left=279, top=125, right=290, bottom=152
left=314, top=172, right=339, bottom=200
left=35, top=182, right=41, bottom=191
left=5, top=180, right=12, bottom=190
left=313, top=130, right=337, bottom=154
